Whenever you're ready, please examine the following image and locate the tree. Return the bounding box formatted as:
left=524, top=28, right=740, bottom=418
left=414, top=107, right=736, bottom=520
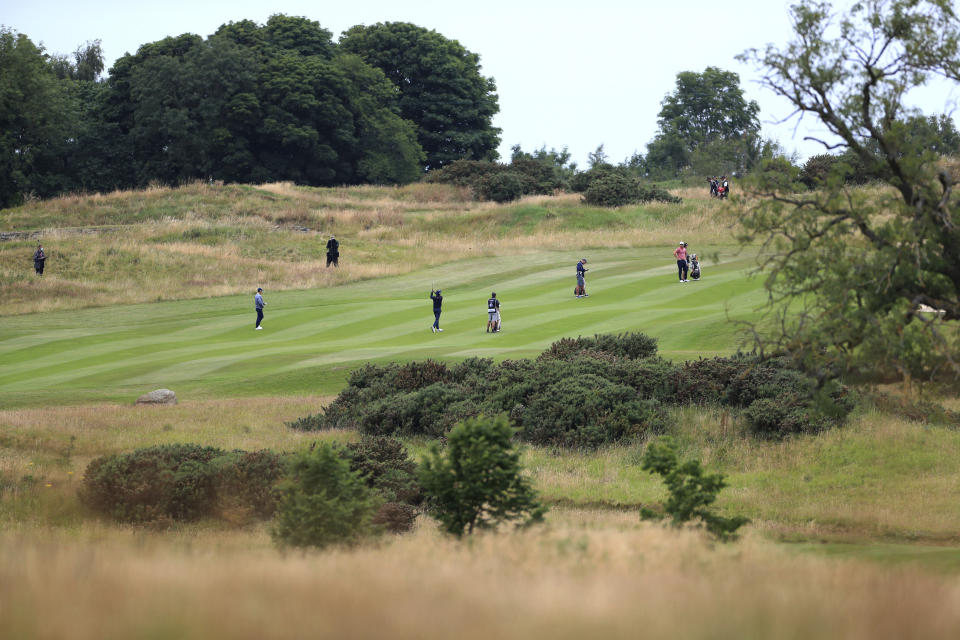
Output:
left=340, top=22, right=501, bottom=170
left=0, top=28, right=81, bottom=207
left=640, top=437, right=749, bottom=542
left=737, top=0, right=960, bottom=382
left=272, top=443, right=381, bottom=549
left=645, top=67, right=761, bottom=177
left=419, top=415, right=545, bottom=537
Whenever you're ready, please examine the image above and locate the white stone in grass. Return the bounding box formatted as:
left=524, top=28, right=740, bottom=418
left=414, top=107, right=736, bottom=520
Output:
left=136, top=389, right=177, bottom=405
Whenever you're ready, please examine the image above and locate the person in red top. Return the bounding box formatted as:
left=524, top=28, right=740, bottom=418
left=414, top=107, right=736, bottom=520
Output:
left=673, top=241, right=689, bottom=282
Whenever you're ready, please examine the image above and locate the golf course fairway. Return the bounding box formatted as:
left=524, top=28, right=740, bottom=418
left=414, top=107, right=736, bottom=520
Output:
left=0, top=247, right=765, bottom=408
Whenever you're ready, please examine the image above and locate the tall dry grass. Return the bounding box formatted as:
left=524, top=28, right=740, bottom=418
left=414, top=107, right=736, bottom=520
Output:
left=2, top=513, right=959, bottom=639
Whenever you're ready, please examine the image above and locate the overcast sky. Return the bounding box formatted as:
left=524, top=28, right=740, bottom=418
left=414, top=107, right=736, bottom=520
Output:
left=6, top=0, right=960, bottom=167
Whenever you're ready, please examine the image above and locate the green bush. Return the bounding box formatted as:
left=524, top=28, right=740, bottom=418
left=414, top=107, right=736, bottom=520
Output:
left=583, top=172, right=642, bottom=206
left=420, top=415, right=546, bottom=536
left=272, top=443, right=381, bottom=549
left=521, top=374, right=665, bottom=448
left=81, top=444, right=224, bottom=523
left=640, top=437, right=749, bottom=541
left=475, top=171, right=528, bottom=203
left=80, top=444, right=284, bottom=523
left=287, top=336, right=853, bottom=445
left=342, top=436, right=422, bottom=505
left=538, top=332, right=659, bottom=361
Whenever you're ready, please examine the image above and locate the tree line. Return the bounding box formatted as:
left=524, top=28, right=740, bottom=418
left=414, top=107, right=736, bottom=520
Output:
left=0, top=16, right=501, bottom=208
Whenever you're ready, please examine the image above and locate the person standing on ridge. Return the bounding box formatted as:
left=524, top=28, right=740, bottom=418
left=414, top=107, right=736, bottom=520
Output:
left=33, top=242, right=46, bottom=276
left=255, top=287, right=266, bottom=330
left=487, top=292, right=501, bottom=333
left=575, top=258, right=589, bottom=298
left=326, top=235, right=339, bottom=267
left=430, top=288, right=444, bottom=332
left=674, top=242, right=689, bottom=282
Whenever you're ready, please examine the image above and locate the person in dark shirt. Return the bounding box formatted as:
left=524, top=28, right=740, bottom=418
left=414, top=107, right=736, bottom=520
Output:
left=575, top=258, right=588, bottom=297
left=33, top=243, right=46, bottom=275
left=487, top=292, right=501, bottom=333
left=326, top=235, right=339, bottom=267
left=430, top=289, right=444, bottom=333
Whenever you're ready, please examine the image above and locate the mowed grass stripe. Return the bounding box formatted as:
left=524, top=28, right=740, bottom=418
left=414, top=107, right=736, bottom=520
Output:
left=0, top=248, right=765, bottom=407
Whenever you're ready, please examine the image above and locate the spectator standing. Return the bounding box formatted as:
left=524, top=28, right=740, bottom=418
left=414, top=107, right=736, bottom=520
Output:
left=326, top=235, right=339, bottom=267
left=33, top=243, right=46, bottom=275
left=255, top=287, right=266, bottom=330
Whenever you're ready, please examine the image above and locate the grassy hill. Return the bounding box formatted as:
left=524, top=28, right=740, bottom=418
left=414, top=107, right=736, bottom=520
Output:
left=5, top=182, right=960, bottom=639
left=0, top=181, right=726, bottom=316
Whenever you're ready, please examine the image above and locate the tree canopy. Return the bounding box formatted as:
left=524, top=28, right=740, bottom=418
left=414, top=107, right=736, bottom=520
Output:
left=738, top=0, right=960, bottom=382
left=644, top=67, right=761, bottom=178
left=340, top=22, right=501, bottom=170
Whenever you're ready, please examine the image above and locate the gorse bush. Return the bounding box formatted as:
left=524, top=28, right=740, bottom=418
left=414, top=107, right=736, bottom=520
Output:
left=272, top=443, right=381, bottom=549
left=640, top=437, right=749, bottom=542
left=80, top=444, right=283, bottom=523
left=419, top=415, right=546, bottom=537
left=291, top=334, right=854, bottom=445
left=342, top=435, right=422, bottom=533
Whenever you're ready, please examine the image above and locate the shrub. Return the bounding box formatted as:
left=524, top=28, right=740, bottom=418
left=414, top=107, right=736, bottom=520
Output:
left=521, top=374, right=665, bottom=448
left=211, top=450, right=285, bottom=520
left=272, top=443, right=381, bottom=549
left=538, top=332, right=659, bottom=361
left=80, top=444, right=225, bottom=523
left=80, top=444, right=284, bottom=524
left=342, top=436, right=422, bottom=505
left=286, top=335, right=853, bottom=446
left=640, top=437, right=749, bottom=542
left=420, top=415, right=546, bottom=536
left=371, top=502, right=418, bottom=533
left=475, top=171, right=528, bottom=203
left=583, top=172, right=642, bottom=206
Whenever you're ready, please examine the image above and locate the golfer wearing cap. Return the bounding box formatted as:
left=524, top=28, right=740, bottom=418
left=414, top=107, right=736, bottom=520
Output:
left=254, top=287, right=266, bottom=330
left=576, top=258, right=589, bottom=297
left=673, top=242, right=689, bottom=282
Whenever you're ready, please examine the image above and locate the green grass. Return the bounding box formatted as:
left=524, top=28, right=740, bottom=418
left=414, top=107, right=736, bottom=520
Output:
left=0, top=246, right=764, bottom=409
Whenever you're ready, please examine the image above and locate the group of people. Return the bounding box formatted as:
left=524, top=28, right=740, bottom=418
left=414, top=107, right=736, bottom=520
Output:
left=707, top=176, right=730, bottom=199
left=255, top=243, right=702, bottom=332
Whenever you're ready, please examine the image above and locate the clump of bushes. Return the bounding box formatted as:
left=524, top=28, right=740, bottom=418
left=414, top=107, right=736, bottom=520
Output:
left=425, top=157, right=563, bottom=202
left=291, top=333, right=854, bottom=445
left=80, top=444, right=284, bottom=524
left=582, top=173, right=682, bottom=206
left=81, top=435, right=423, bottom=531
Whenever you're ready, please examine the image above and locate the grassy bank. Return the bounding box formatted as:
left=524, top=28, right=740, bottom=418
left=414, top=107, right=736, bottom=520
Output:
left=0, top=182, right=730, bottom=316
left=0, top=246, right=764, bottom=408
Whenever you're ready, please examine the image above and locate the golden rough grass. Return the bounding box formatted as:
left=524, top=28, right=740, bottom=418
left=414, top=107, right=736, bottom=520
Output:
left=2, top=514, right=960, bottom=640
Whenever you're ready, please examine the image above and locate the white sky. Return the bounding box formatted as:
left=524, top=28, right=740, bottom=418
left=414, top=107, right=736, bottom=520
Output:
left=5, top=0, right=960, bottom=167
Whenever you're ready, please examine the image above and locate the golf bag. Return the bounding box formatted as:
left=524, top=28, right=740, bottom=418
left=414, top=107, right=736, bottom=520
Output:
left=689, top=254, right=701, bottom=281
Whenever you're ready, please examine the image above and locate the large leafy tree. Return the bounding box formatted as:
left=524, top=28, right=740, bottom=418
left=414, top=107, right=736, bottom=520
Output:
left=0, top=28, right=86, bottom=207
left=737, top=0, right=960, bottom=382
left=645, top=67, right=761, bottom=177
left=340, top=22, right=501, bottom=170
